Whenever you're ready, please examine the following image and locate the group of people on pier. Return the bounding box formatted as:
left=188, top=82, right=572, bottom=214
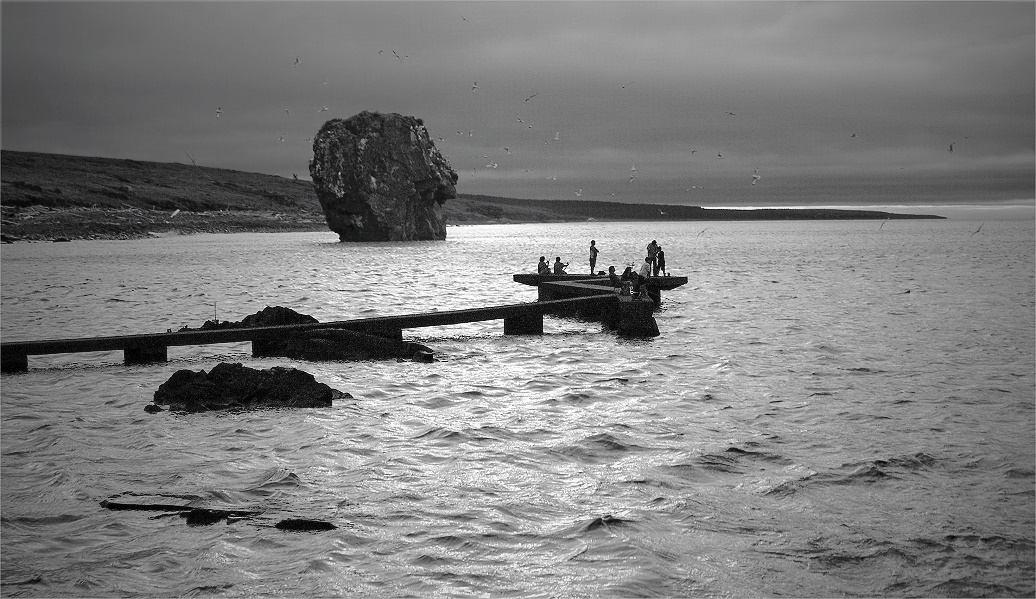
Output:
left=536, top=239, right=668, bottom=292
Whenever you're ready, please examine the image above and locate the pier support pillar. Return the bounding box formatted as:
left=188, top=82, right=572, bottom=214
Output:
left=1, top=349, right=28, bottom=373
left=504, top=313, right=543, bottom=335
left=125, top=344, right=168, bottom=366
left=616, top=296, right=660, bottom=338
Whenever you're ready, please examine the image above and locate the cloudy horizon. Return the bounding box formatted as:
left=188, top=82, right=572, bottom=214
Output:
left=2, top=1, right=1033, bottom=213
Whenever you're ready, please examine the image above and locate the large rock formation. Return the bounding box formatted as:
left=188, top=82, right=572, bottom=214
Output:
left=309, top=111, right=458, bottom=241
left=149, top=362, right=350, bottom=413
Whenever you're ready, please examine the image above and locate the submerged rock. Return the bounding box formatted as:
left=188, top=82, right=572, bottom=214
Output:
left=150, top=362, right=350, bottom=413
left=309, top=111, right=458, bottom=241
left=276, top=328, right=435, bottom=362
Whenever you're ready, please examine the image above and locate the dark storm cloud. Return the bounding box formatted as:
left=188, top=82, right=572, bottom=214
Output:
left=2, top=1, right=1032, bottom=207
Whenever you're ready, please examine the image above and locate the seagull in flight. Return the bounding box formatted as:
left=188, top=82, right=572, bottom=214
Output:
left=472, top=81, right=479, bottom=92
left=622, top=81, right=633, bottom=89
left=284, top=107, right=291, bottom=117
left=850, top=133, right=857, bottom=138
left=278, top=134, right=285, bottom=142
left=751, top=167, right=761, bottom=185
left=294, top=56, right=300, bottom=68
left=690, top=150, right=697, bottom=154
left=971, top=222, right=984, bottom=236
left=553, top=131, right=561, bottom=142
left=318, top=106, right=329, bottom=112
left=717, top=152, right=724, bottom=159
left=575, top=189, right=582, bottom=197
left=948, top=142, right=955, bottom=152
left=216, top=107, right=222, bottom=119
left=503, top=147, right=511, bottom=155
left=524, top=93, right=538, bottom=102
left=392, top=50, right=407, bottom=63
left=879, top=216, right=890, bottom=230
left=516, top=115, right=524, bottom=124
left=726, top=111, right=736, bottom=116
left=659, top=209, right=667, bottom=216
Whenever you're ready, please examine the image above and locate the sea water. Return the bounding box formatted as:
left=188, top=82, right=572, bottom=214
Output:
left=1, top=220, right=1033, bottom=597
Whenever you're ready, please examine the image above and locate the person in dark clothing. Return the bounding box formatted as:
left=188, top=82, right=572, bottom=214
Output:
left=654, top=246, right=666, bottom=276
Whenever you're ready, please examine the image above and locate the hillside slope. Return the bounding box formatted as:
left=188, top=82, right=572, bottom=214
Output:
left=1, top=151, right=941, bottom=241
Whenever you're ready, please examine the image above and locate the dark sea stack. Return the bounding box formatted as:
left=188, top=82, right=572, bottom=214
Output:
left=309, top=111, right=458, bottom=241
left=150, top=362, right=350, bottom=413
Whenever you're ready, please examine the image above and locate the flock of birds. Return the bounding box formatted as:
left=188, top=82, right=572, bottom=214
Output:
left=208, top=18, right=969, bottom=202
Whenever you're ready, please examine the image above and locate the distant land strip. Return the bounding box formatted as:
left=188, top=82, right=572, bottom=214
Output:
left=1, top=150, right=943, bottom=242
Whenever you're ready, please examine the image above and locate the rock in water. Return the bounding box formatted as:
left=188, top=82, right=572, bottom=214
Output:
left=150, top=362, right=350, bottom=413
left=309, top=111, right=458, bottom=241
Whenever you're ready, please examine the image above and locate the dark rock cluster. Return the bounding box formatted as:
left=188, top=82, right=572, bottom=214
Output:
left=148, top=362, right=349, bottom=413
left=309, top=111, right=458, bottom=241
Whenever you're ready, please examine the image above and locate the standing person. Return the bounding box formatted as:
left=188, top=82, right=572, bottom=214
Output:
left=588, top=240, right=600, bottom=275
left=647, top=239, right=660, bottom=271
left=553, top=257, right=569, bottom=274
left=537, top=256, right=550, bottom=274
left=654, top=246, right=666, bottom=276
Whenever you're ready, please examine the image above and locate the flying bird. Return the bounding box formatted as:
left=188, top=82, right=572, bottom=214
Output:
left=278, top=134, right=285, bottom=142
left=392, top=50, right=407, bottom=63
left=516, top=115, right=524, bottom=124
left=717, top=152, right=724, bottom=159
left=438, top=136, right=445, bottom=142
left=971, top=222, right=984, bottom=236
left=575, top=189, right=582, bottom=197
left=659, top=209, right=667, bottom=216
left=554, top=131, right=561, bottom=142
left=461, top=15, right=468, bottom=21
left=318, top=106, right=329, bottom=112
left=472, top=81, right=479, bottom=92
left=631, top=163, right=637, bottom=173
left=622, top=81, right=633, bottom=89
left=294, top=56, right=300, bottom=68
left=850, top=133, right=857, bottom=138
left=524, top=93, right=537, bottom=102
left=948, top=142, right=955, bottom=152
left=284, top=107, right=291, bottom=117
left=726, top=112, right=736, bottom=116
left=215, top=107, right=222, bottom=119
left=752, top=168, right=761, bottom=185
left=468, top=129, right=474, bottom=136
left=504, top=147, right=511, bottom=155
left=879, top=217, right=890, bottom=230
left=690, top=150, right=697, bottom=154
left=293, top=174, right=298, bottom=181
left=697, top=228, right=708, bottom=238
left=378, top=50, right=384, bottom=55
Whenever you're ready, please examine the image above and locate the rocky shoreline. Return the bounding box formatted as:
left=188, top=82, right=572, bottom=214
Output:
left=0, top=205, right=330, bottom=242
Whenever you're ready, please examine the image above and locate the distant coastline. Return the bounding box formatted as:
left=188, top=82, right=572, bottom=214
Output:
left=1, top=150, right=943, bottom=242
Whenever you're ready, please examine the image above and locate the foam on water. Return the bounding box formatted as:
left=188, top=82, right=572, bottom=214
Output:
left=2, top=220, right=1033, bottom=596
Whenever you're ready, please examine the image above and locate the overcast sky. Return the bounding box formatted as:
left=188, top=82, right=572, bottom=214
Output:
left=3, top=1, right=1034, bottom=210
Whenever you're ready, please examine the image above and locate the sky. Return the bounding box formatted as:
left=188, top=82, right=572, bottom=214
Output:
left=2, top=1, right=1034, bottom=215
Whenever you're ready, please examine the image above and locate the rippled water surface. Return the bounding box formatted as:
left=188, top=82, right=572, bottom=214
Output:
left=2, top=220, right=1034, bottom=597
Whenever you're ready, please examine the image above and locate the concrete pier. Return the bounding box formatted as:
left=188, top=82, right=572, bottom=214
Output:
left=1, top=274, right=686, bottom=372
